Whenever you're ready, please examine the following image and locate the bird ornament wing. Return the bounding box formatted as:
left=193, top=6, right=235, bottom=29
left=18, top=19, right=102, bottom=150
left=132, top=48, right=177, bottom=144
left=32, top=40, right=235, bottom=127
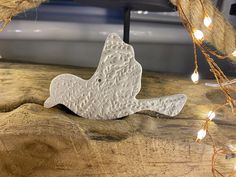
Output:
left=91, top=33, right=142, bottom=100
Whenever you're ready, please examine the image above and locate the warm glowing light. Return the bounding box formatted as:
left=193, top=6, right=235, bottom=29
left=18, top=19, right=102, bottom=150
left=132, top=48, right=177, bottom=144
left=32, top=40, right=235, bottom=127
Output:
left=228, top=144, right=236, bottom=151
left=204, top=16, right=212, bottom=27
left=137, top=10, right=142, bottom=14
left=191, top=71, right=199, bottom=84
left=15, top=29, right=22, bottom=33
left=193, top=29, right=204, bottom=40
left=34, top=29, right=41, bottom=33
left=197, top=129, right=207, bottom=140
left=208, top=111, right=216, bottom=120
left=232, top=50, right=236, bottom=57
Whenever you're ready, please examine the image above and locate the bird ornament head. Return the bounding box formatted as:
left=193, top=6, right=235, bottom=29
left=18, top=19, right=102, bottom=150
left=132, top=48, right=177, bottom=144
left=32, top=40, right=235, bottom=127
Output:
left=45, top=33, right=187, bottom=120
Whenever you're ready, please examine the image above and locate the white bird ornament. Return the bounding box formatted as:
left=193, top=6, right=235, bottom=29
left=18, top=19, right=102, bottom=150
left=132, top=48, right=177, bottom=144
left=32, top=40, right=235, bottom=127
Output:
left=44, top=33, right=187, bottom=120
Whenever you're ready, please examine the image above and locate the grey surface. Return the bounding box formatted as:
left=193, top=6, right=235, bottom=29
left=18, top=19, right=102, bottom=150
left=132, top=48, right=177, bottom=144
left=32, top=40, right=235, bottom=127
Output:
left=0, top=1, right=234, bottom=77
left=0, top=40, right=197, bottom=73
left=0, top=39, right=233, bottom=77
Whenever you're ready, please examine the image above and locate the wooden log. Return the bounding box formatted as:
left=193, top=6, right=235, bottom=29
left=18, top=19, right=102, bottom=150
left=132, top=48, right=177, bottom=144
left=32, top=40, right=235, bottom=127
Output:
left=0, top=61, right=235, bottom=177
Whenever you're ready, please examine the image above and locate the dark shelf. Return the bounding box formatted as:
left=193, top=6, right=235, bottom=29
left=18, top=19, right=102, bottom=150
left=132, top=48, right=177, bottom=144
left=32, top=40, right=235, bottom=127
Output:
left=74, top=0, right=175, bottom=12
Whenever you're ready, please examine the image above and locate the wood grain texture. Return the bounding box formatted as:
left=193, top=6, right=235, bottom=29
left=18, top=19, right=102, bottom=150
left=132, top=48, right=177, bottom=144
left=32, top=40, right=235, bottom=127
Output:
left=0, top=61, right=235, bottom=177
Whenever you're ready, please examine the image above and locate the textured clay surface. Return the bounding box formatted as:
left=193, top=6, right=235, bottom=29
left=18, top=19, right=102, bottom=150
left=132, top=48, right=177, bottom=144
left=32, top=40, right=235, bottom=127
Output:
left=44, top=33, right=187, bottom=119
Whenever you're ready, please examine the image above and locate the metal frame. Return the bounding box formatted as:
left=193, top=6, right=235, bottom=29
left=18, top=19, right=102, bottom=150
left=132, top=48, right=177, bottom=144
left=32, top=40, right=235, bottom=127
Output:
left=123, top=8, right=131, bottom=43
left=74, top=0, right=176, bottom=43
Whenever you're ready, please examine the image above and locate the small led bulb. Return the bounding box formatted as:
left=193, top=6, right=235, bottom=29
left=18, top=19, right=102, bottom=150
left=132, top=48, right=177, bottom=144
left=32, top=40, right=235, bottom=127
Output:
left=137, top=10, right=142, bottom=14
left=232, top=50, right=236, bottom=57
left=204, top=16, right=212, bottom=27
left=208, top=111, right=216, bottom=120
left=193, top=29, right=204, bottom=40
left=197, top=129, right=207, bottom=140
left=228, top=144, right=236, bottom=151
left=191, top=71, right=199, bottom=84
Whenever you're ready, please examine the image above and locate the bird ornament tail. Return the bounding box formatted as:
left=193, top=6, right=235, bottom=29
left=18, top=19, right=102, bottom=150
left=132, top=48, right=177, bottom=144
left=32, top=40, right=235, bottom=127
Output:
left=139, top=94, right=187, bottom=117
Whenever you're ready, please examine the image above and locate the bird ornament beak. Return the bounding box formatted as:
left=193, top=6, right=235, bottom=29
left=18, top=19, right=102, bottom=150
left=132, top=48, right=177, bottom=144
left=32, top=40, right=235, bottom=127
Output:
left=44, top=97, right=57, bottom=108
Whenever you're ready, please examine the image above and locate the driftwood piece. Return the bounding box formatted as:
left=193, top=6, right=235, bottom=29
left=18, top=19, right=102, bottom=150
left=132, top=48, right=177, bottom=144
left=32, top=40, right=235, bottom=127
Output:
left=0, top=61, right=235, bottom=177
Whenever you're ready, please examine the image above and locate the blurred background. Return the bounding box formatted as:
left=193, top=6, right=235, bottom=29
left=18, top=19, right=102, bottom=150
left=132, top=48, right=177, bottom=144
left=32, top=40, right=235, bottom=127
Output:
left=0, top=0, right=235, bottom=78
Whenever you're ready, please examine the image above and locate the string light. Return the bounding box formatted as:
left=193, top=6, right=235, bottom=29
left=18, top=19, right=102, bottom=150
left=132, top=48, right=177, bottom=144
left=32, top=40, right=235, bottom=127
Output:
left=228, top=144, right=236, bottom=151
left=197, top=129, right=207, bottom=141
left=176, top=1, right=236, bottom=176
left=208, top=111, right=216, bottom=120
left=204, top=16, right=212, bottom=27
left=232, top=50, right=236, bottom=57
left=137, top=10, right=142, bottom=14
left=191, top=71, right=199, bottom=84
left=193, top=29, right=204, bottom=40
